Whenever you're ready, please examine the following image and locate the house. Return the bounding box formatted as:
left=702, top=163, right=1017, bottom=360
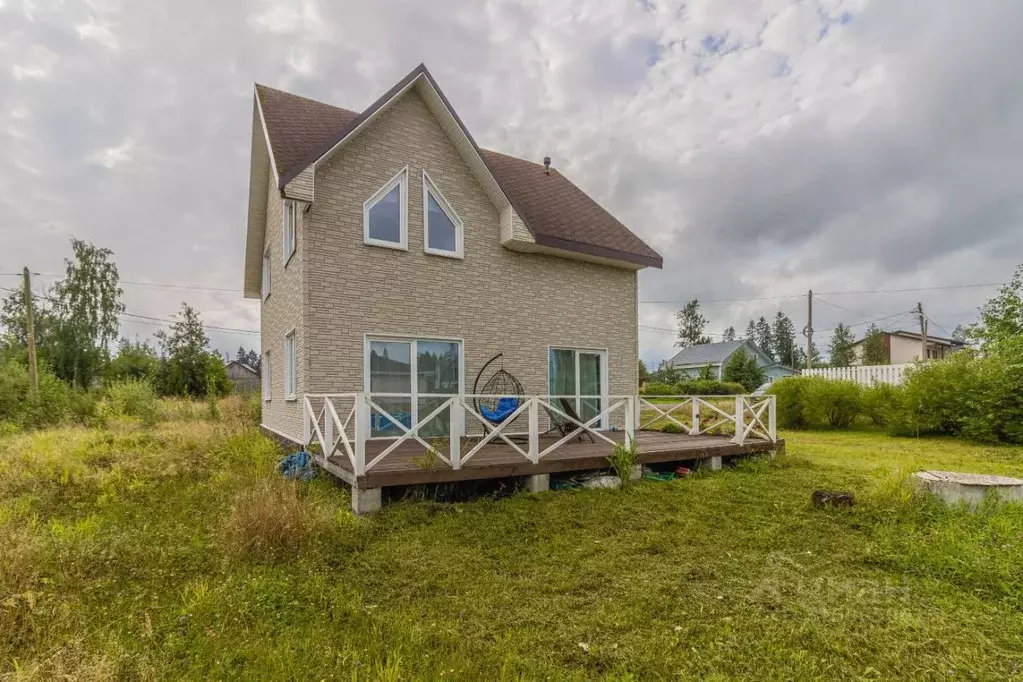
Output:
left=242, top=64, right=779, bottom=513
left=851, top=330, right=964, bottom=365
left=665, top=340, right=796, bottom=383
left=226, top=361, right=260, bottom=393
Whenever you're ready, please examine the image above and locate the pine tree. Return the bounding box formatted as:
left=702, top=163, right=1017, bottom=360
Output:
left=828, top=323, right=857, bottom=367
left=771, top=312, right=797, bottom=366
left=754, top=317, right=773, bottom=357
left=861, top=324, right=889, bottom=365
left=722, top=326, right=736, bottom=342
left=744, top=319, right=757, bottom=340
left=675, top=299, right=711, bottom=348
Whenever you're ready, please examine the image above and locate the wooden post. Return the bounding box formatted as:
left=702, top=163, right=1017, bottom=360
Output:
left=805, top=289, right=813, bottom=370
left=355, top=393, right=368, bottom=476
left=324, top=399, right=334, bottom=457
left=625, top=396, right=635, bottom=445
left=449, top=397, right=463, bottom=470
left=302, top=397, right=311, bottom=447
left=768, top=395, right=777, bottom=442
left=733, top=395, right=745, bottom=445
left=917, top=302, right=928, bottom=362
left=527, top=397, right=539, bottom=463
left=22, top=268, right=38, bottom=404
left=690, top=398, right=700, bottom=436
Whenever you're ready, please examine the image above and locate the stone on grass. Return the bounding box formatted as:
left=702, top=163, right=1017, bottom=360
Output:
left=913, top=470, right=1023, bottom=511
left=812, top=490, right=855, bottom=508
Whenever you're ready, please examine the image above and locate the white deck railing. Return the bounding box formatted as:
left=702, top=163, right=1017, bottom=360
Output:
left=302, top=393, right=776, bottom=476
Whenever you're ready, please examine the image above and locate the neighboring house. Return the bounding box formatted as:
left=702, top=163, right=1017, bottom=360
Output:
left=244, top=64, right=663, bottom=445
left=665, top=340, right=796, bottom=383
left=226, top=361, right=261, bottom=393
left=851, top=330, right=964, bottom=365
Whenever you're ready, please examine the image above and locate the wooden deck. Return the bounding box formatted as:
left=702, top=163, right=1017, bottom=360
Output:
left=315, top=431, right=783, bottom=489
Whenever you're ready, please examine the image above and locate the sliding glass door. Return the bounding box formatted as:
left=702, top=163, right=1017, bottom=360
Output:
left=548, top=348, right=606, bottom=428
left=367, top=337, right=461, bottom=438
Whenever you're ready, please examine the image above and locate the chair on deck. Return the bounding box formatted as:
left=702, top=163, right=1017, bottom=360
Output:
left=543, top=397, right=596, bottom=443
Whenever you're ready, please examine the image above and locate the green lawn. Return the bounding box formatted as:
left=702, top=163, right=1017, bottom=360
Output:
left=1, top=416, right=1022, bottom=680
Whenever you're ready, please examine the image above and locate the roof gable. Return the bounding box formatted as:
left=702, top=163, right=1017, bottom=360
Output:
left=246, top=64, right=662, bottom=286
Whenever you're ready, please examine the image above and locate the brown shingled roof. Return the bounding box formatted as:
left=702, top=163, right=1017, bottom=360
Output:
left=255, top=72, right=662, bottom=269
left=255, top=84, right=358, bottom=178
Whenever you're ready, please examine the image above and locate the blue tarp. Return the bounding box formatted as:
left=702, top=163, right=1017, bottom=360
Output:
left=278, top=451, right=317, bottom=481
left=481, top=396, right=521, bottom=423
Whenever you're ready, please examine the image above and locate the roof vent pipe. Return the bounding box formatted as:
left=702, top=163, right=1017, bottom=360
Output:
left=543, top=156, right=551, bottom=175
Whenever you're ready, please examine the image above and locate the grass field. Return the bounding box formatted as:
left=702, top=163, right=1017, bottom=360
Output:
left=1, top=410, right=1022, bottom=680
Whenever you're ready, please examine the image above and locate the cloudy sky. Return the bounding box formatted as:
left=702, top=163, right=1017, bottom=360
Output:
left=2, top=0, right=1021, bottom=366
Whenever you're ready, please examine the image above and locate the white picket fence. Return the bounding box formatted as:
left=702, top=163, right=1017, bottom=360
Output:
left=801, top=364, right=911, bottom=385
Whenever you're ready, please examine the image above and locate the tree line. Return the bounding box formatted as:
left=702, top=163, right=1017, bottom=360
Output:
left=1, top=239, right=255, bottom=398
left=672, top=298, right=963, bottom=368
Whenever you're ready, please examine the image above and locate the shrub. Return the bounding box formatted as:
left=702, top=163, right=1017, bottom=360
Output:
left=805, top=379, right=862, bottom=428
left=641, top=380, right=746, bottom=396
left=673, top=380, right=747, bottom=395
left=67, top=388, right=101, bottom=426
left=105, top=378, right=158, bottom=423
left=0, top=359, right=69, bottom=429
left=660, top=422, right=685, bottom=434
left=640, top=382, right=673, bottom=396
left=862, top=383, right=900, bottom=427
left=223, top=481, right=328, bottom=563
left=766, top=376, right=812, bottom=429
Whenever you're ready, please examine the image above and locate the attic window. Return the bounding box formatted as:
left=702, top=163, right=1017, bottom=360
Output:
left=423, top=171, right=463, bottom=258
left=364, top=166, right=408, bottom=250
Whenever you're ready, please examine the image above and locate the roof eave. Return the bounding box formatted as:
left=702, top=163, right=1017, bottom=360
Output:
left=243, top=93, right=273, bottom=299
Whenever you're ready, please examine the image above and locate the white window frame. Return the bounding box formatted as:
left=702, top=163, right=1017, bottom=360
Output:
left=261, top=246, right=271, bottom=301
left=363, top=166, right=408, bottom=250
left=363, top=334, right=464, bottom=439
left=263, top=350, right=271, bottom=401
left=547, top=346, right=609, bottom=430
left=422, top=170, right=464, bottom=259
left=282, top=200, right=296, bottom=265
left=284, top=330, right=297, bottom=401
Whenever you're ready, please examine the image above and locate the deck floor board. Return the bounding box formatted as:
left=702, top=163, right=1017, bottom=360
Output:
left=317, top=431, right=781, bottom=489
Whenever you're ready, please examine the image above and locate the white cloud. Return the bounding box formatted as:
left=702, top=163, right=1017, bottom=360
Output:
left=76, top=17, right=119, bottom=50
left=88, top=137, right=134, bottom=168
left=11, top=45, right=58, bottom=80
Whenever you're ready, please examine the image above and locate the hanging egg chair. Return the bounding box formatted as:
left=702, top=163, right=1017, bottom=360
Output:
left=473, top=353, right=526, bottom=424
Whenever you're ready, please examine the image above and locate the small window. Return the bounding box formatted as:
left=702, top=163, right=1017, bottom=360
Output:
left=422, top=171, right=463, bottom=258
left=263, top=351, right=271, bottom=401
left=282, top=200, right=296, bottom=264
left=261, top=247, right=271, bottom=300
left=363, top=167, right=408, bottom=249
left=284, top=331, right=297, bottom=400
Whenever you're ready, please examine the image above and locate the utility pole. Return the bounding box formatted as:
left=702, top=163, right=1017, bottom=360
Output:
left=803, top=289, right=814, bottom=370
left=917, top=301, right=928, bottom=362
left=22, top=267, right=38, bottom=403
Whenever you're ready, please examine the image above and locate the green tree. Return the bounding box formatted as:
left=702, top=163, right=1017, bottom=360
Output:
left=155, top=303, right=230, bottom=398
left=861, top=324, right=889, bottom=365
left=236, top=346, right=261, bottom=372
left=828, top=323, right=857, bottom=367
left=722, top=326, right=736, bottom=342
left=638, top=359, right=650, bottom=386
left=753, top=316, right=773, bottom=357
left=721, top=349, right=766, bottom=391
left=951, top=325, right=968, bottom=345
left=0, top=286, right=59, bottom=367
left=772, top=312, right=797, bottom=367
left=675, top=299, right=711, bottom=348
left=744, top=319, right=757, bottom=340
left=969, top=264, right=1023, bottom=351
left=106, top=338, right=159, bottom=382
left=51, top=239, right=125, bottom=387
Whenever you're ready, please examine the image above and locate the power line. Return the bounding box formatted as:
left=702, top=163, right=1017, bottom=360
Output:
left=0, top=285, right=259, bottom=335
left=639, top=281, right=1001, bottom=305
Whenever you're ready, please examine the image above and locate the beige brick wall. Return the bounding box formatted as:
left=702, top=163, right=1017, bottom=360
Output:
left=260, top=175, right=306, bottom=440
left=297, top=89, right=638, bottom=432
